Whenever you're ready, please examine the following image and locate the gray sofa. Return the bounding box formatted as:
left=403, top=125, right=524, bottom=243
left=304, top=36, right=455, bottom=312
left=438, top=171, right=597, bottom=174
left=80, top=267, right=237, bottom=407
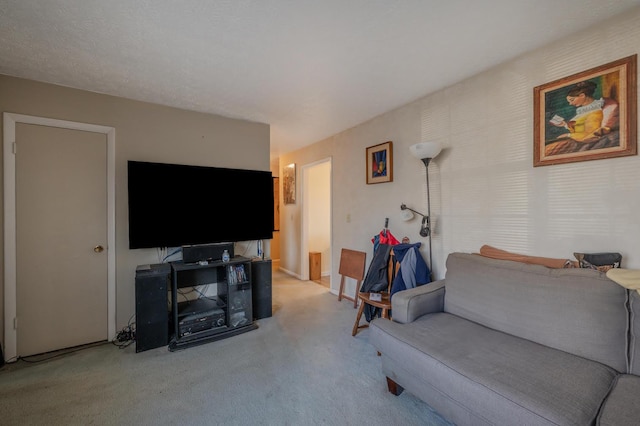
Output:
left=370, top=252, right=640, bottom=425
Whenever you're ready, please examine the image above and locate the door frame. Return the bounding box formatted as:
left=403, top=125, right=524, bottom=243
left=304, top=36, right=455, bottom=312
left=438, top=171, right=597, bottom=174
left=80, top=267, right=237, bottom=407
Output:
left=3, top=112, right=116, bottom=362
left=300, top=157, right=332, bottom=283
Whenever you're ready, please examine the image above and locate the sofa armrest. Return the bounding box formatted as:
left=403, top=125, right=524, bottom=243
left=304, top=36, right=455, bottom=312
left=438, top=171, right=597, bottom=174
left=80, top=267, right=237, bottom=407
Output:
left=391, top=280, right=445, bottom=324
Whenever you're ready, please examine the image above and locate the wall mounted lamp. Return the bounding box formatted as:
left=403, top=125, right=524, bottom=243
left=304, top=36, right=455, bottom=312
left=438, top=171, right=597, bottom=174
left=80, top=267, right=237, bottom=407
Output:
left=400, top=204, right=430, bottom=237
left=407, top=141, right=442, bottom=275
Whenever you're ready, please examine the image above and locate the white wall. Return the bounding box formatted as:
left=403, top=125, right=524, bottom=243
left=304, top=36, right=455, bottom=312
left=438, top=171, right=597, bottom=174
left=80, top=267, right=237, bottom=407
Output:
left=306, top=161, right=331, bottom=275
left=280, top=7, right=640, bottom=298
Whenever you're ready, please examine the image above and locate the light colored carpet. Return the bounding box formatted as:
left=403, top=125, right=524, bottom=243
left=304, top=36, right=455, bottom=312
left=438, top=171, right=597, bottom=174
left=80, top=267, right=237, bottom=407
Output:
left=0, top=271, right=450, bottom=426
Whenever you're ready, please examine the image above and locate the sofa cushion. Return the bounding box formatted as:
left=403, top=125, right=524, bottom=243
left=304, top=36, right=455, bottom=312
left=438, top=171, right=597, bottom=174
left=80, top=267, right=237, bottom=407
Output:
left=629, top=290, right=640, bottom=375
left=596, top=374, right=640, bottom=425
left=606, top=270, right=640, bottom=374
left=443, top=253, right=628, bottom=372
left=371, top=313, right=618, bottom=426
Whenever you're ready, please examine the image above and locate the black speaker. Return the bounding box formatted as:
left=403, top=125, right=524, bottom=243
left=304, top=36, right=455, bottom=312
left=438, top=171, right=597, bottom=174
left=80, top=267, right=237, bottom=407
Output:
left=182, top=242, right=234, bottom=263
left=251, top=259, right=272, bottom=319
left=135, top=263, right=171, bottom=353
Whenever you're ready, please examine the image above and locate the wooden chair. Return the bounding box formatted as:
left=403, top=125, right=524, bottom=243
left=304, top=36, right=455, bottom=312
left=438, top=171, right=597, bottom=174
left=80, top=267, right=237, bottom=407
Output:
left=352, top=251, right=398, bottom=336
left=337, top=248, right=367, bottom=309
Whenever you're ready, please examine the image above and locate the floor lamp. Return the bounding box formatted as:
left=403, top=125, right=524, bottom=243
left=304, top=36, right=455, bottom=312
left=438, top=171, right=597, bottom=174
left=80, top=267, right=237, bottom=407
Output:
left=406, top=141, right=442, bottom=277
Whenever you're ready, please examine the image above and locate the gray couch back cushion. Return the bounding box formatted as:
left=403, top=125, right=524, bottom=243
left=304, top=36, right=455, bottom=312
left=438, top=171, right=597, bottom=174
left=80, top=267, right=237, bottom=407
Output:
left=444, top=253, right=627, bottom=372
left=629, top=291, right=640, bottom=375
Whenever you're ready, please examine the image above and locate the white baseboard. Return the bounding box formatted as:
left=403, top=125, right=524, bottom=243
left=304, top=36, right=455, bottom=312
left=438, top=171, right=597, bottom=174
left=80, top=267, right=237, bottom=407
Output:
left=278, top=266, right=301, bottom=280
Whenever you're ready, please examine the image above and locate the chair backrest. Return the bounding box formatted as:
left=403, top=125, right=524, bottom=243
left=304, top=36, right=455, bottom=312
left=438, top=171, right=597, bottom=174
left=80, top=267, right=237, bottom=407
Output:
left=339, top=249, right=366, bottom=280
left=338, top=248, right=367, bottom=307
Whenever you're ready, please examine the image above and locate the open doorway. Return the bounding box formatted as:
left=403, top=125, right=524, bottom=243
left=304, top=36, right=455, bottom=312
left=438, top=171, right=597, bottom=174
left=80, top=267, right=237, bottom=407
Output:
left=301, top=158, right=332, bottom=288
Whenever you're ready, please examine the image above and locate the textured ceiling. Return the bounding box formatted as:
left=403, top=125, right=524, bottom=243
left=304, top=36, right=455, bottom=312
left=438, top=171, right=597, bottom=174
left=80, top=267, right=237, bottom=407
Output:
left=1, top=0, right=640, bottom=159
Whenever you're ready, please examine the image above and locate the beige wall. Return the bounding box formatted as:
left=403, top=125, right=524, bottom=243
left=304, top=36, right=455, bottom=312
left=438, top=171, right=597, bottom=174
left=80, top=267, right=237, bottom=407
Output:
left=306, top=161, right=331, bottom=275
left=0, top=75, right=270, bottom=343
left=281, top=7, right=640, bottom=299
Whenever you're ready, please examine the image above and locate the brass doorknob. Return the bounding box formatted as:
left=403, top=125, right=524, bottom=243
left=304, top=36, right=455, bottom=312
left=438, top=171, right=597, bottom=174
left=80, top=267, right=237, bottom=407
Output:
left=94, top=245, right=105, bottom=253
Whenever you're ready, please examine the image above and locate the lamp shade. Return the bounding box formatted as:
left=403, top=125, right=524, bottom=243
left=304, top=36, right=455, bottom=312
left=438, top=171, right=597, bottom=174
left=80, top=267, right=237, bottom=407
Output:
left=409, top=141, right=442, bottom=160
left=401, top=209, right=414, bottom=221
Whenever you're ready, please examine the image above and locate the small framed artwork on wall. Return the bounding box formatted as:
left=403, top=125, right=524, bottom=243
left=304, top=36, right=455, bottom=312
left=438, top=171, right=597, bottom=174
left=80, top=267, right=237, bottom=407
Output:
left=366, top=141, right=393, bottom=184
left=283, top=163, right=296, bottom=204
left=533, top=55, right=637, bottom=167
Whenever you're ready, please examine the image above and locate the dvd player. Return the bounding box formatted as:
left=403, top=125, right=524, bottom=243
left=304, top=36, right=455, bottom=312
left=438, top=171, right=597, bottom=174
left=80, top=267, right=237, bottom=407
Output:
left=178, top=298, right=226, bottom=337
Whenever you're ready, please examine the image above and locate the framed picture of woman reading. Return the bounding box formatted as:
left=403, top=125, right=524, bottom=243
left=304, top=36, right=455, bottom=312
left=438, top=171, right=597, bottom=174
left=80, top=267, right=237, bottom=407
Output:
left=533, top=55, right=636, bottom=167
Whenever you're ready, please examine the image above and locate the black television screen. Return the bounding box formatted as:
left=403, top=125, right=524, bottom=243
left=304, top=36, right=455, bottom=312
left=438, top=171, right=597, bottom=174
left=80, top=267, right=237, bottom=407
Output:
left=127, top=161, right=274, bottom=249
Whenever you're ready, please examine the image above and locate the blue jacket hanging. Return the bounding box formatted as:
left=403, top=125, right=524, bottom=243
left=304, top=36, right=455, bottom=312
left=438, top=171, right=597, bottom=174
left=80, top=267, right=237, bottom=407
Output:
left=390, top=242, right=431, bottom=298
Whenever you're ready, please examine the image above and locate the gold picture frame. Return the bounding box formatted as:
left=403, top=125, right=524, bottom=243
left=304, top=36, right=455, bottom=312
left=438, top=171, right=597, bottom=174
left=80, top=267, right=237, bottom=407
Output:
left=283, top=163, right=296, bottom=204
left=366, top=141, right=393, bottom=184
left=533, top=55, right=637, bottom=167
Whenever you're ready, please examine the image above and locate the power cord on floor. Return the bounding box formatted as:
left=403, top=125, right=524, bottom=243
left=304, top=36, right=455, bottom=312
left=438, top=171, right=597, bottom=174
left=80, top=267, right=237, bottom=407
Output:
left=15, top=341, right=110, bottom=364
left=112, top=314, right=136, bottom=349
left=1, top=315, right=138, bottom=365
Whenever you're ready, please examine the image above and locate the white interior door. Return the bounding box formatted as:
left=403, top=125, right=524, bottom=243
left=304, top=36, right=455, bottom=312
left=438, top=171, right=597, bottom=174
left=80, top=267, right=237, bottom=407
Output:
left=15, top=123, right=108, bottom=356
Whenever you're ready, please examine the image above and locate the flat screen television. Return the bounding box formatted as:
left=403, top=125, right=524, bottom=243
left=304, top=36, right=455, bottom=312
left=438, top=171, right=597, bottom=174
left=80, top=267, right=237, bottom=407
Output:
left=127, top=160, right=274, bottom=249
